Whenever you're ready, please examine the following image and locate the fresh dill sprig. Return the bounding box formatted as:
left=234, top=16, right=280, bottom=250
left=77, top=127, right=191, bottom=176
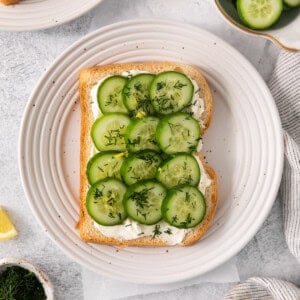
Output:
left=97, top=166, right=104, bottom=173
left=0, top=266, right=46, bottom=300
left=129, top=187, right=153, bottom=210
left=164, top=228, right=172, bottom=235
left=104, top=125, right=125, bottom=146
left=156, top=81, right=166, bottom=90
left=171, top=215, right=178, bottom=224
left=108, top=212, right=115, bottom=218
left=106, top=190, right=116, bottom=206
left=105, top=94, right=117, bottom=106
left=153, top=95, right=175, bottom=112
left=174, top=80, right=187, bottom=90
left=94, top=188, right=103, bottom=199
left=185, top=191, right=191, bottom=203
left=180, top=213, right=193, bottom=228
left=167, top=121, right=180, bottom=133
left=127, top=137, right=141, bottom=147
left=138, top=153, right=157, bottom=167
left=134, top=82, right=143, bottom=92
left=152, top=224, right=162, bottom=239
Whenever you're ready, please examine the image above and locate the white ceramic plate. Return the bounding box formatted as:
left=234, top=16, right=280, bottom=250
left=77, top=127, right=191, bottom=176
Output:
left=19, top=19, right=283, bottom=284
left=0, top=0, right=102, bottom=31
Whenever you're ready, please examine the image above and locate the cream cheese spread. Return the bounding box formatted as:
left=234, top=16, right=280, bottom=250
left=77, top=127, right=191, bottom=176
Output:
left=89, top=70, right=210, bottom=245
left=94, top=219, right=188, bottom=245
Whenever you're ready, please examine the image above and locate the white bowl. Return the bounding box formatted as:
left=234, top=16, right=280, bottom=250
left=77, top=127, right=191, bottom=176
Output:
left=0, top=258, right=54, bottom=300
left=214, top=0, right=300, bottom=51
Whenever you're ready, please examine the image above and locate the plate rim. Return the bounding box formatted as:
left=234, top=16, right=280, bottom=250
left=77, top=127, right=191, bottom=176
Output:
left=0, top=0, right=103, bottom=32
left=18, top=18, right=284, bottom=284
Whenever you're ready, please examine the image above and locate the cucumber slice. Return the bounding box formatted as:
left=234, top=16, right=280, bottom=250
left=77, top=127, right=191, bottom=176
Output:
left=86, top=178, right=127, bottom=226
left=123, top=74, right=155, bottom=115
left=97, top=76, right=128, bottom=113
left=86, top=152, right=124, bottom=185
left=284, top=0, right=300, bottom=7
left=237, top=0, right=283, bottom=30
left=162, top=185, right=206, bottom=229
left=125, top=116, right=160, bottom=152
left=123, top=181, right=166, bottom=225
left=121, top=151, right=162, bottom=185
left=156, top=112, right=201, bottom=154
left=150, top=71, right=194, bottom=114
left=156, top=154, right=200, bottom=188
left=91, top=113, right=130, bottom=152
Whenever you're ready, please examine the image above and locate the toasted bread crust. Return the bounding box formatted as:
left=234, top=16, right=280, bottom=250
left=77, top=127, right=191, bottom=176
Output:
left=78, top=62, right=217, bottom=247
left=182, top=157, right=218, bottom=246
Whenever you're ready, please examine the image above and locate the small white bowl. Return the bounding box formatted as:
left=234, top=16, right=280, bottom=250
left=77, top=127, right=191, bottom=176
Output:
left=0, top=257, right=54, bottom=300
left=214, top=0, right=300, bottom=51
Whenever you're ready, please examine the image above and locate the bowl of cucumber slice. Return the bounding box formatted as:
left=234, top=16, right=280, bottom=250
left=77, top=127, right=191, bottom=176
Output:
left=214, top=0, right=300, bottom=51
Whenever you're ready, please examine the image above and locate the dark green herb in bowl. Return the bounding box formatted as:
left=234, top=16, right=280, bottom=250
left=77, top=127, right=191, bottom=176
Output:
left=0, top=266, right=46, bottom=300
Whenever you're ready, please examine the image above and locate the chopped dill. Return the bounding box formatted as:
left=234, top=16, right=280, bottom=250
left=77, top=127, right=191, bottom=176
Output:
left=156, top=81, right=166, bottom=90
left=185, top=192, right=191, bottom=203
left=180, top=213, right=193, bottom=228
left=174, top=80, right=187, bottom=90
left=108, top=212, right=115, bottom=218
left=97, top=166, right=104, bottom=173
left=127, top=137, right=141, bottom=146
left=94, top=188, right=103, bottom=199
left=153, top=95, right=175, bottom=112
left=0, top=266, right=46, bottom=300
left=134, top=82, right=143, bottom=92
left=104, top=125, right=125, bottom=146
left=130, top=187, right=153, bottom=210
left=138, top=153, right=157, bottom=167
left=171, top=215, right=178, bottom=224
left=164, top=228, right=172, bottom=235
left=167, top=122, right=180, bottom=133
left=152, top=224, right=162, bottom=239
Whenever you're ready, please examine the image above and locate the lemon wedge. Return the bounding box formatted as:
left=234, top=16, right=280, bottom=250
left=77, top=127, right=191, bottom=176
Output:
left=0, top=207, right=18, bottom=241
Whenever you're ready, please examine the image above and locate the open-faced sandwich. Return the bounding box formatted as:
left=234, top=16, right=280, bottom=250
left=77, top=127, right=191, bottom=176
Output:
left=78, top=62, right=218, bottom=246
